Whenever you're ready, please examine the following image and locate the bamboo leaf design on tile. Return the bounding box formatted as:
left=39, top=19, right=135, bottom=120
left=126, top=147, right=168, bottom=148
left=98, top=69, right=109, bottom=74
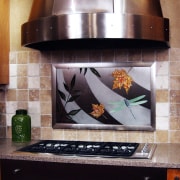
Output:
left=58, top=74, right=81, bottom=119
left=80, top=67, right=101, bottom=78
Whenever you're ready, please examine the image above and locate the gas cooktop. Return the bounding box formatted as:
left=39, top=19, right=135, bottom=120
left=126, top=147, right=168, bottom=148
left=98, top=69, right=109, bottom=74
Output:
left=18, top=140, right=156, bottom=159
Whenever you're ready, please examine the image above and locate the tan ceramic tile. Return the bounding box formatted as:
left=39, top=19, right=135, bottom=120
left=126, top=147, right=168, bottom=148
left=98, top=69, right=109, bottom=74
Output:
left=63, top=129, right=77, bottom=140
left=52, top=129, right=64, bottom=140
left=155, top=130, right=168, bottom=143
left=6, top=126, right=11, bottom=138
left=115, top=49, right=128, bottom=62
left=89, top=49, right=102, bottom=62
left=63, top=50, right=76, bottom=62
left=75, top=50, right=89, bottom=62
left=170, top=90, right=180, bottom=103
left=6, top=89, right=16, bottom=101
left=17, top=64, right=27, bottom=76
left=0, top=102, right=6, bottom=113
left=141, top=132, right=155, bottom=143
left=89, top=130, right=102, bottom=141
left=169, top=130, right=180, bottom=143
left=0, top=90, right=5, bottom=101
left=28, top=63, right=40, bottom=76
left=28, top=77, right=40, bottom=89
left=128, top=49, right=142, bottom=62
left=114, top=131, right=128, bottom=142
left=29, top=51, right=41, bottom=63
left=51, top=51, right=63, bottom=63
left=76, top=130, right=89, bottom=141
left=170, top=48, right=180, bottom=61
left=40, top=102, right=52, bottom=114
left=170, top=76, right=180, bottom=90
left=40, top=64, right=51, bottom=76
left=29, top=90, right=39, bottom=101
left=17, top=77, right=28, bottom=89
left=9, top=52, right=17, bottom=64
left=102, top=49, right=115, bottom=62
left=41, top=115, right=52, bottom=127
left=31, top=127, right=41, bottom=140
left=17, top=90, right=28, bottom=101
left=101, top=130, right=115, bottom=141
left=142, top=49, right=156, bottom=62
left=170, top=104, right=180, bottom=116
left=156, top=61, right=169, bottom=76
left=17, top=52, right=28, bottom=64
left=40, top=51, right=52, bottom=63
left=170, top=117, right=180, bottom=130
left=40, top=77, right=51, bottom=89
left=170, top=61, right=180, bottom=76
left=17, top=101, right=28, bottom=110
left=0, top=127, right=6, bottom=138
left=41, top=127, right=53, bottom=140
left=0, top=114, right=6, bottom=126
left=40, top=90, right=51, bottom=101
left=156, top=90, right=168, bottom=102
left=128, top=132, right=142, bottom=142
left=156, top=49, right=169, bottom=61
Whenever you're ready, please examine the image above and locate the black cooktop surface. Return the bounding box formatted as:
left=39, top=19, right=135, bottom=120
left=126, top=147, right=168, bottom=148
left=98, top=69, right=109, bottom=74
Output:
left=18, top=140, right=139, bottom=158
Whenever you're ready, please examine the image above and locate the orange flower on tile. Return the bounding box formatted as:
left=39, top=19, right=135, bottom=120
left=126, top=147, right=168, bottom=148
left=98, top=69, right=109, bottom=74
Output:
left=90, top=104, right=105, bottom=118
left=112, top=69, right=133, bottom=93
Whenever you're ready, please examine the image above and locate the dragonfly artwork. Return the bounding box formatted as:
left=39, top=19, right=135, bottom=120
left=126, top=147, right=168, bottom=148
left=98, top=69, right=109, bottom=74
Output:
left=52, top=62, right=156, bottom=131
left=109, top=95, right=148, bottom=120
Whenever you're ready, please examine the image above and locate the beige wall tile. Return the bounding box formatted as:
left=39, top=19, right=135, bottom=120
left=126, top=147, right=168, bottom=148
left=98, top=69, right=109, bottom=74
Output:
left=141, top=132, right=154, bottom=143
left=170, top=61, right=180, bottom=75
left=63, top=129, right=77, bottom=140
left=40, top=77, right=51, bottom=90
left=17, top=52, right=28, bottom=64
left=169, top=130, right=180, bottom=143
left=155, top=130, right=168, bottom=143
left=17, top=64, right=27, bottom=76
left=76, top=130, right=89, bottom=141
left=17, top=90, right=28, bottom=101
left=156, top=90, right=168, bottom=102
left=128, top=132, right=142, bottom=142
left=41, top=127, right=52, bottom=140
left=170, top=48, right=180, bottom=61
left=52, top=129, right=64, bottom=140
left=17, top=77, right=28, bottom=89
left=114, top=131, right=128, bottom=142
left=31, top=127, right=41, bottom=140
left=40, top=64, right=51, bottom=76
left=156, top=49, right=169, bottom=61
left=41, top=115, right=52, bottom=127
left=2, top=46, right=180, bottom=143
left=170, top=90, right=180, bottom=103
left=89, top=130, right=102, bottom=141
left=128, top=49, right=142, bottom=62
left=170, top=76, right=180, bottom=90
left=170, top=117, right=180, bottom=130
left=29, top=90, right=39, bottom=101
left=29, top=51, right=41, bottom=63
left=6, top=89, right=16, bottom=101
left=101, top=130, right=115, bottom=141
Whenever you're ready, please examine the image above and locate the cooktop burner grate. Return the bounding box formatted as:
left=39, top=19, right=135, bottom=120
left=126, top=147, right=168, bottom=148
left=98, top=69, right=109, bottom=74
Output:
left=18, top=140, right=140, bottom=158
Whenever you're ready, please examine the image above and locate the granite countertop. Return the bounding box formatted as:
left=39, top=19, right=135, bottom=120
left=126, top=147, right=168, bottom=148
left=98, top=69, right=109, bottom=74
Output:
left=0, top=138, right=180, bottom=169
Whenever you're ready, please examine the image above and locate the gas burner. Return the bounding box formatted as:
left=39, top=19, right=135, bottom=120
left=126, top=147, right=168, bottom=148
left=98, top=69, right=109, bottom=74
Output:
left=18, top=140, right=156, bottom=159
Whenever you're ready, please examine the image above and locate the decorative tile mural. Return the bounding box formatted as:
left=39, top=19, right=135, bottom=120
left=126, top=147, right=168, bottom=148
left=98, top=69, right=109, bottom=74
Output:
left=52, top=62, right=156, bottom=131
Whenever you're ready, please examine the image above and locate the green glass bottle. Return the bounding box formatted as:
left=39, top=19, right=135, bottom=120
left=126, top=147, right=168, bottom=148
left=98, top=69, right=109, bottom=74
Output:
left=12, top=109, right=31, bottom=142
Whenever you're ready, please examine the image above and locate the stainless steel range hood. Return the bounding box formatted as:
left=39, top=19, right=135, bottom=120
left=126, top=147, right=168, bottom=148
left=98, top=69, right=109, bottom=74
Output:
left=21, top=0, right=169, bottom=50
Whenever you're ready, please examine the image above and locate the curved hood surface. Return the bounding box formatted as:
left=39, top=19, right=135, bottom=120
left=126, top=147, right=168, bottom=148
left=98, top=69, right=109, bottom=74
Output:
left=21, top=0, right=169, bottom=50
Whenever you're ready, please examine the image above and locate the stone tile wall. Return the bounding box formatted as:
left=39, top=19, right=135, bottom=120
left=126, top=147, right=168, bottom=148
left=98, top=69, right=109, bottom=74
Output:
left=0, top=47, right=180, bottom=143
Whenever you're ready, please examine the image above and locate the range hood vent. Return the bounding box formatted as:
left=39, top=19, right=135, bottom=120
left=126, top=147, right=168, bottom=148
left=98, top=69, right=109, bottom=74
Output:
left=21, top=0, right=169, bottom=50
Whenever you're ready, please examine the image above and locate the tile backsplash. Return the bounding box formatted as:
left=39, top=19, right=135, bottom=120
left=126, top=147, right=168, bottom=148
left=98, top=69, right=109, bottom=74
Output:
left=0, top=47, right=180, bottom=143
